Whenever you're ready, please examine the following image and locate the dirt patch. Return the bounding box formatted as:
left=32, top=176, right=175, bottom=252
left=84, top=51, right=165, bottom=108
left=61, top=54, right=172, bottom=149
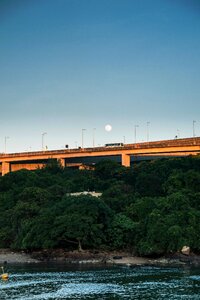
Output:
left=0, top=249, right=39, bottom=264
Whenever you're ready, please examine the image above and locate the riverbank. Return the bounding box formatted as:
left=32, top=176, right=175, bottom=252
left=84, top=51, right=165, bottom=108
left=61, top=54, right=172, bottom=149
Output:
left=0, top=249, right=39, bottom=264
left=0, top=249, right=200, bottom=267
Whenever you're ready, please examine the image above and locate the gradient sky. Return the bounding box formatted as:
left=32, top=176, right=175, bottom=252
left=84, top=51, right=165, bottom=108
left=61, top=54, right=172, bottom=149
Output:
left=0, top=0, right=200, bottom=152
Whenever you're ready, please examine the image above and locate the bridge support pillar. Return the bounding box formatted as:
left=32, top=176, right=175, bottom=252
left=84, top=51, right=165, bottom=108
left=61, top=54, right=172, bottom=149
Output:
left=121, top=154, right=130, bottom=167
left=58, top=158, right=65, bottom=168
left=2, top=162, right=10, bottom=176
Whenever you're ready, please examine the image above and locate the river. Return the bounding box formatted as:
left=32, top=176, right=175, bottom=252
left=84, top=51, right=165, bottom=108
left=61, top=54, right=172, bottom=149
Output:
left=0, top=263, right=200, bottom=299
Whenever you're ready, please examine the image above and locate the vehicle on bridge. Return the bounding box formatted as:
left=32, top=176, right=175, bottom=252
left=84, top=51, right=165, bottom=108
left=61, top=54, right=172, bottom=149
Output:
left=105, top=143, right=124, bottom=147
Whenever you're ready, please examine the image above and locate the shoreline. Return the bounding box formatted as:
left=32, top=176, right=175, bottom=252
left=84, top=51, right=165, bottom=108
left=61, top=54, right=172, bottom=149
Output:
left=0, top=249, right=39, bottom=264
left=0, top=249, right=200, bottom=267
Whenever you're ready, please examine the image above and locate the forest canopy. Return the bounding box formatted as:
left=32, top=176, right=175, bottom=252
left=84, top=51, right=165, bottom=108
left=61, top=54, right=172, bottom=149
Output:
left=0, top=156, right=199, bottom=256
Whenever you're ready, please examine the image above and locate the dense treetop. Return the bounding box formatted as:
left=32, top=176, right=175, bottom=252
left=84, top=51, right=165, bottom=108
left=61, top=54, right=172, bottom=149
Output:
left=0, top=156, right=199, bottom=256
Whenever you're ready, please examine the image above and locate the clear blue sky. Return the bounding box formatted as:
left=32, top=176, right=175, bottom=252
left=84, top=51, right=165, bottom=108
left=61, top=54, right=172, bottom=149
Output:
left=0, top=0, right=200, bottom=152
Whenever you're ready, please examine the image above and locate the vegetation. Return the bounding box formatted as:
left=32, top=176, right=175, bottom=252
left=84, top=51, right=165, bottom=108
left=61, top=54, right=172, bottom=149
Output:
left=0, top=156, right=199, bottom=256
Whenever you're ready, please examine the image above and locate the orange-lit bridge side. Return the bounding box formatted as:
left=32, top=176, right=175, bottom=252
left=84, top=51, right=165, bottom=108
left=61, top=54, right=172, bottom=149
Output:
left=0, top=137, right=200, bottom=176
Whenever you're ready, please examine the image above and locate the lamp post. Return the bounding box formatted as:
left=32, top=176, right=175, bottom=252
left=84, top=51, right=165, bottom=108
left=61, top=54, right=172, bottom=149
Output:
left=134, top=125, right=139, bottom=143
left=147, top=121, right=150, bottom=142
left=93, top=128, right=96, bottom=148
left=123, top=136, right=126, bottom=144
left=82, top=129, right=86, bottom=148
left=42, top=132, right=47, bottom=151
left=4, top=136, right=9, bottom=153
left=193, top=120, right=196, bottom=137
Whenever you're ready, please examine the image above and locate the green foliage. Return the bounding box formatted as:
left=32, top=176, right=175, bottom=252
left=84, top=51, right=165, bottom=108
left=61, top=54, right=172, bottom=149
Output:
left=135, top=173, right=164, bottom=196
left=164, top=169, right=200, bottom=194
left=0, top=169, right=38, bottom=192
left=95, top=160, right=126, bottom=180
left=17, top=211, right=58, bottom=249
left=108, top=213, right=137, bottom=249
left=0, top=156, right=199, bottom=255
left=130, top=192, right=200, bottom=255
left=19, top=187, right=51, bottom=204
left=52, top=196, right=112, bottom=250
left=102, top=182, right=133, bottom=213
left=42, top=159, right=64, bottom=174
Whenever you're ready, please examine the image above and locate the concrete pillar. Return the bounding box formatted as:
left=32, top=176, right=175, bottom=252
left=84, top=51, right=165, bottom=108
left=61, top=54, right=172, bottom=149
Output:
left=58, top=158, right=65, bottom=168
left=121, top=154, right=130, bottom=167
left=2, top=162, right=10, bottom=176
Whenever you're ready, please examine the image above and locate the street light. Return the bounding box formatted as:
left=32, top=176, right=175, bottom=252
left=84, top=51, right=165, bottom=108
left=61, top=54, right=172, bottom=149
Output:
left=147, top=122, right=150, bottom=142
left=193, top=120, right=196, bottom=137
left=93, top=128, right=96, bottom=148
left=123, top=136, right=126, bottom=144
left=42, top=132, right=47, bottom=151
left=134, top=125, right=139, bottom=143
left=4, top=136, right=9, bottom=153
left=82, top=129, right=86, bottom=148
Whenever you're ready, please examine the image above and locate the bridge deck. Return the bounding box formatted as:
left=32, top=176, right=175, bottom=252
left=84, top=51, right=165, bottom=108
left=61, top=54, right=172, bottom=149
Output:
left=0, top=137, right=200, bottom=175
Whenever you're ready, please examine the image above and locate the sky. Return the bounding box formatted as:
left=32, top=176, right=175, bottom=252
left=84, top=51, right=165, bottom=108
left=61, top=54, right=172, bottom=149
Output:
left=0, top=0, right=200, bottom=153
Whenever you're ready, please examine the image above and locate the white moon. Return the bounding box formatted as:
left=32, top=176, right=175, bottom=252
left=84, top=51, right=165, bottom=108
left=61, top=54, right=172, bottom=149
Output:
left=105, top=124, right=112, bottom=132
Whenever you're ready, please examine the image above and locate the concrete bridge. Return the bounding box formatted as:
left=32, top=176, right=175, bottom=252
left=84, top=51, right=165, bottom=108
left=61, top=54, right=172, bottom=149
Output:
left=0, top=137, right=200, bottom=176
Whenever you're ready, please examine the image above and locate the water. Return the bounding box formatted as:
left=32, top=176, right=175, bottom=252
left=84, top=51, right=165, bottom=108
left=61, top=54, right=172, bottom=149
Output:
left=0, top=264, right=200, bottom=299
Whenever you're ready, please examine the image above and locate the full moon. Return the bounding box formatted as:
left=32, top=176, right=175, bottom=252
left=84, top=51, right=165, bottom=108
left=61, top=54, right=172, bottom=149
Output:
left=105, top=124, right=112, bottom=132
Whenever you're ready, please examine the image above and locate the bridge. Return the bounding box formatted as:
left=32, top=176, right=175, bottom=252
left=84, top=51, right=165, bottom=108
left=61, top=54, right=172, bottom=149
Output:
left=0, top=137, right=200, bottom=176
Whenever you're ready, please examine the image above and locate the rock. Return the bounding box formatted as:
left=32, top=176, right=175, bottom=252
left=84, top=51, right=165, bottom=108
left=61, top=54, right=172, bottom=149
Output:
left=181, top=246, right=190, bottom=256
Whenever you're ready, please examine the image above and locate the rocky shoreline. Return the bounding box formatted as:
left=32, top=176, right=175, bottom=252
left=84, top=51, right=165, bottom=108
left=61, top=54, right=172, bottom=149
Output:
left=0, top=249, right=199, bottom=267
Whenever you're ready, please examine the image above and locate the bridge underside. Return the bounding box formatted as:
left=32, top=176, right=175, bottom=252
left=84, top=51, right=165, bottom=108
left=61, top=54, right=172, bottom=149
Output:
left=0, top=153, right=191, bottom=176
left=65, top=154, right=186, bottom=165
left=0, top=159, right=48, bottom=176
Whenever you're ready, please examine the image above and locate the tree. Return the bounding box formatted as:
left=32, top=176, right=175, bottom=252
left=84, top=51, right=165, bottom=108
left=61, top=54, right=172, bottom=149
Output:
left=108, top=213, right=137, bottom=249
left=95, top=160, right=126, bottom=180
left=42, top=159, right=64, bottom=174
left=135, top=173, right=163, bottom=197
left=18, top=186, right=51, bottom=204
left=53, top=195, right=112, bottom=250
